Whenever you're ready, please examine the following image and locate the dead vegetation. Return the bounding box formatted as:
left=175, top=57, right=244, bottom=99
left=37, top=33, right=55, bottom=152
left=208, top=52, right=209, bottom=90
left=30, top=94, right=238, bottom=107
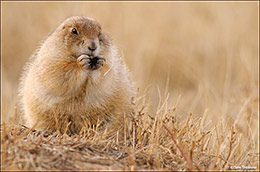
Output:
left=1, top=89, right=259, bottom=171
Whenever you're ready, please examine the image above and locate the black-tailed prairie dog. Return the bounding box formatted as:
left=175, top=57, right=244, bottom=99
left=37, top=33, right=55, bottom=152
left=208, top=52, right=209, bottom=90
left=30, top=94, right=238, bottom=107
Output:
left=18, top=16, right=135, bottom=134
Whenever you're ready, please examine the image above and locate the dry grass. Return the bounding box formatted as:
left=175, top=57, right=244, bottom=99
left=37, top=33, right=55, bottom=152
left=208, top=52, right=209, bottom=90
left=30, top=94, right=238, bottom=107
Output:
left=1, top=92, right=259, bottom=170
left=1, top=1, right=259, bottom=171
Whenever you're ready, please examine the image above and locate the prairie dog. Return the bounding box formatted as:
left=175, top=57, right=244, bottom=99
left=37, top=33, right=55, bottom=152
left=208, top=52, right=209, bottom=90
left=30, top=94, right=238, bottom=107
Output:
left=18, top=16, right=135, bottom=134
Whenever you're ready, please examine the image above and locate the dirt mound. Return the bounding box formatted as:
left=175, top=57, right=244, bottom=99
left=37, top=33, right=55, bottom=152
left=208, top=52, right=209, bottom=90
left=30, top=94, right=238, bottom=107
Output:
left=2, top=100, right=259, bottom=170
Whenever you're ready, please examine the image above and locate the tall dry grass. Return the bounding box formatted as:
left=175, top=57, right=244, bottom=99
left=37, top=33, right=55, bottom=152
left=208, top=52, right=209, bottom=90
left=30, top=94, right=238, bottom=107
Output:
left=1, top=1, right=259, bottom=171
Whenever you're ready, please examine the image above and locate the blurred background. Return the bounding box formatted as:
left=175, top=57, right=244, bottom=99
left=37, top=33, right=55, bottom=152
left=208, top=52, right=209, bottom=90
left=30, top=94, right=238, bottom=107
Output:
left=2, top=2, right=258, bottom=136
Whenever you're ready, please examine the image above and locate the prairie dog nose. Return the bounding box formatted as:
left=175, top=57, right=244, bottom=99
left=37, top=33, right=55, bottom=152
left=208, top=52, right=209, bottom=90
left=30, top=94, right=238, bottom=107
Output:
left=88, top=41, right=97, bottom=51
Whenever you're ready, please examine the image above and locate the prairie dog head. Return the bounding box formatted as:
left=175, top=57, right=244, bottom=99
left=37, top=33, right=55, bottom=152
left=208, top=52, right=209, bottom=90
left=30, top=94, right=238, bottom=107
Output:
left=52, top=16, right=111, bottom=59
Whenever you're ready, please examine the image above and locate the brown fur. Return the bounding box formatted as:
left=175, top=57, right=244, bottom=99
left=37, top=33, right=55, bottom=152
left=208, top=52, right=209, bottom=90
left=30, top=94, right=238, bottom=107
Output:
left=18, top=16, right=135, bottom=134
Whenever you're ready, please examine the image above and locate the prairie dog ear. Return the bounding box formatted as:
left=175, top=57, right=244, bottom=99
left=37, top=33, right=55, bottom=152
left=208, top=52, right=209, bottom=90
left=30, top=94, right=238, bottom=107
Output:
left=84, top=17, right=95, bottom=21
left=83, top=16, right=102, bottom=30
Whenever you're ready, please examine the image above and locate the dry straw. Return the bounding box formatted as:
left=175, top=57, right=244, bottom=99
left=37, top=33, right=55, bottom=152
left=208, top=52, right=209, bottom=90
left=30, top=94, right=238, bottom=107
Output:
left=1, top=90, right=259, bottom=171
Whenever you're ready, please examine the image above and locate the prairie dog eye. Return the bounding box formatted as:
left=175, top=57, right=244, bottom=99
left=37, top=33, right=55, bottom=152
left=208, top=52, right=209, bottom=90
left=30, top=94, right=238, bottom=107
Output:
left=72, top=28, right=78, bottom=35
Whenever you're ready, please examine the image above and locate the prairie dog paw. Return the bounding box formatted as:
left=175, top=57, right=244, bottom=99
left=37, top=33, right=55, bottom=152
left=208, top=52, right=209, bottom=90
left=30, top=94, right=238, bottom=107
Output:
left=88, top=56, right=105, bottom=70
left=77, top=54, right=91, bottom=69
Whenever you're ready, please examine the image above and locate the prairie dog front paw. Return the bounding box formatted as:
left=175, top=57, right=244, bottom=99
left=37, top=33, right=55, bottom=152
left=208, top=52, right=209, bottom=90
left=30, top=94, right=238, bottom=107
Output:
left=77, top=54, right=91, bottom=70
left=88, top=56, right=105, bottom=70
left=77, top=54, right=106, bottom=70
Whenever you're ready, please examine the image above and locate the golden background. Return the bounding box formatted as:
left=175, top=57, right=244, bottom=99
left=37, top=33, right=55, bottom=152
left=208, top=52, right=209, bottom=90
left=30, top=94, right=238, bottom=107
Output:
left=2, top=2, right=258, bottom=136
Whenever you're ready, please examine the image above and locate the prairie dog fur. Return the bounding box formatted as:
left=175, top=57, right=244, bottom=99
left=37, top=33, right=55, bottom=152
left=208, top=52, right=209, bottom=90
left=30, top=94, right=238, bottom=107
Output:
left=18, top=16, right=135, bottom=134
